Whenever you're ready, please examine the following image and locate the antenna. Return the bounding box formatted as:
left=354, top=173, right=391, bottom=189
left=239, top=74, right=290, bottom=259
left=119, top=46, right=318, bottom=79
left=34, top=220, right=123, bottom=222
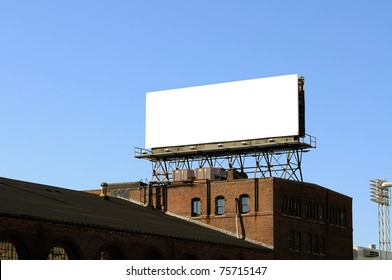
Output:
left=370, top=179, right=391, bottom=253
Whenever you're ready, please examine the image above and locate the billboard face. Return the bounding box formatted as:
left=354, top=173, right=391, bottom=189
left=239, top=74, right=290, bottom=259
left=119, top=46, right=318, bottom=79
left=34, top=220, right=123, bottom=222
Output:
left=145, top=74, right=300, bottom=149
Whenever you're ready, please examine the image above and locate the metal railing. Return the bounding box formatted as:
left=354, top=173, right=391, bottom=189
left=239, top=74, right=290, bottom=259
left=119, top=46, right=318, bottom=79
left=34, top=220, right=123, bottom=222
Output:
left=134, top=147, right=152, bottom=158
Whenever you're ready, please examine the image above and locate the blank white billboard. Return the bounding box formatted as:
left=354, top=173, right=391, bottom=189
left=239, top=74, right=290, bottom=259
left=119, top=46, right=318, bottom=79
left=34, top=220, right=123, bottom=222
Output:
left=145, top=74, right=300, bottom=149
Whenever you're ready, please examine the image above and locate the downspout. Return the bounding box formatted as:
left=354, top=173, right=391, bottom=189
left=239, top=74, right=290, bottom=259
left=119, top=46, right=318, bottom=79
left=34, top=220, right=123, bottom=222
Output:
left=235, top=197, right=239, bottom=238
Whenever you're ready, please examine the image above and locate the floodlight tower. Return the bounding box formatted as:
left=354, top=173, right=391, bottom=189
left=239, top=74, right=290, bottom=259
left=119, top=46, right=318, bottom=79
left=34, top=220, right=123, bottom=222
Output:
left=370, top=179, right=391, bottom=252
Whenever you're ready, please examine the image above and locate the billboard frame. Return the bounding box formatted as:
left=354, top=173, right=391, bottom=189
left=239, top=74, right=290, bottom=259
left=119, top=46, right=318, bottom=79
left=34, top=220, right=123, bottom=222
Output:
left=136, top=75, right=315, bottom=182
left=145, top=74, right=305, bottom=150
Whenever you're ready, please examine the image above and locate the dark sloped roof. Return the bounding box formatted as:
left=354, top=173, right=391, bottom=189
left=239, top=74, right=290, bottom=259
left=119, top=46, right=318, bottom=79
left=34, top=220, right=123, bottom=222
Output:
left=0, top=177, right=270, bottom=251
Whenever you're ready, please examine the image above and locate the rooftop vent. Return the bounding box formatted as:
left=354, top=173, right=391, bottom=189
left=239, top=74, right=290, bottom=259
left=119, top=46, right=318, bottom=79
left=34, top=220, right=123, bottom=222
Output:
left=100, top=182, right=108, bottom=198
left=364, top=249, right=379, bottom=258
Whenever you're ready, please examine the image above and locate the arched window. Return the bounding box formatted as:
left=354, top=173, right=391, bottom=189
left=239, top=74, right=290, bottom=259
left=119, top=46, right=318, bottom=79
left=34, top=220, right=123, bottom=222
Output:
left=145, top=250, right=163, bottom=260
left=98, top=250, right=112, bottom=260
left=47, top=246, right=69, bottom=260
left=215, top=196, right=225, bottom=215
left=191, top=198, right=201, bottom=217
left=239, top=194, right=250, bottom=214
left=97, top=247, right=123, bottom=260
left=0, top=241, right=19, bottom=260
left=181, top=253, right=200, bottom=260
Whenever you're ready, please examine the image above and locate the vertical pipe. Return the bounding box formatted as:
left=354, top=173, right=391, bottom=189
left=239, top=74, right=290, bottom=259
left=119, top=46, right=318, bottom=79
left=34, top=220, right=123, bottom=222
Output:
left=207, top=180, right=211, bottom=216
left=235, top=198, right=239, bottom=238
left=254, top=178, right=259, bottom=212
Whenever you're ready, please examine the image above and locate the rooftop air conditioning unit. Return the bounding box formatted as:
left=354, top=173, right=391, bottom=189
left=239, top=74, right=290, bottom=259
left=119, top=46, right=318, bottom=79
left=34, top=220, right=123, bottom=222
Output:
left=195, top=167, right=226, bottom=180
left=364, top=249, right=379, bottom=258
left=172, top=169, right=195, bottom=182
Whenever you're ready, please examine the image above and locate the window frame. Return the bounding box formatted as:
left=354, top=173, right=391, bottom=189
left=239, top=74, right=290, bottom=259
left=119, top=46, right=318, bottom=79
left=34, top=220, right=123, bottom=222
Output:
left=282, top=195, right=288, bottom=215
left=239, top=194, right=250, bottom=214
left=0, top=240, right=19, bottom=260
left=47, top=245, right=69, bottom=260
left=318, top=203, right=324, bottom=223
left=191, top=197, right=201, bottom=217
left=215, top=196, right=225, bottom=216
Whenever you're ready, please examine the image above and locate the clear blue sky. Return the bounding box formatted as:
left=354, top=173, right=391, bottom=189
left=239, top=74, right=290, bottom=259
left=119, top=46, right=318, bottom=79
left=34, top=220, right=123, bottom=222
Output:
left=1, top=0, right=391, bottom=248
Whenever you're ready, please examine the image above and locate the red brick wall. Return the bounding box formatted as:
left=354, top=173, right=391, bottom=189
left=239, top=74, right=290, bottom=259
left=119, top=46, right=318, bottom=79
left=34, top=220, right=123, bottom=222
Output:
left=164, top=179, right=275, bottom=246
left=161, top=177, right=353, bottom=260
left=272, top=178, right=353, bottom=259
left=96, top=177, right=353, bottom=260
left=0, top=216, right=273, bottom=260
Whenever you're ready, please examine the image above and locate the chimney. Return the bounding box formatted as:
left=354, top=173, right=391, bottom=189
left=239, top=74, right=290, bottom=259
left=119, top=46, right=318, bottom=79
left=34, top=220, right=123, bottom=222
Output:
left=227, top=169, right=234, bottom=181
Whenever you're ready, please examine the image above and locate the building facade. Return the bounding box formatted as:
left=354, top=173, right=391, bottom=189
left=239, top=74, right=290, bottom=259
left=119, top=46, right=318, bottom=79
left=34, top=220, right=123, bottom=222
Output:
left=353, top=245, right=392, bottom=260
left=0, top=177, right=273, bottom=260
left=108, top=174, right=353, bottom=260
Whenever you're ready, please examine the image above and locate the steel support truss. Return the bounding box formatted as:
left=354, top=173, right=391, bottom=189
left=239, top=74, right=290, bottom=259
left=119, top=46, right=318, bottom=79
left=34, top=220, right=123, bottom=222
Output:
left=136, top=146, right=312, bottom=183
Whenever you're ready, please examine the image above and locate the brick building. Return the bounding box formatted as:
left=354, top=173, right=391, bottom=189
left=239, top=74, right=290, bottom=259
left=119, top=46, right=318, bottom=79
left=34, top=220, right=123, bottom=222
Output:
left=1, top=173, right=352, bottom=260
left=108, top=172, right=353, bottom=260
left=0, top=177, right=273, bottom=260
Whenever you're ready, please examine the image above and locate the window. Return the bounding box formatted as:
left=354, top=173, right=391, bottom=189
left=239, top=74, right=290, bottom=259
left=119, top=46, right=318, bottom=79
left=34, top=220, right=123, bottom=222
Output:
left=98, top=249, right=123, bottom=260
left=294, top=199, right=301, bottom=218
left=313, top=235, right=319, bottom=254
left=47, top=246, right=69, bottom=260
left=191, top=198, right=201, bottom=217
left=282, top=195, right=288, bottom=214
left=329, top=207, right=335, bottom=224
left=307, top=234, right=313, bottom=253
left=99, top=250, right=113, bottom=260
left=145, top=250, right=163, bottom=260
left=306, top=201, right=324, bottom=223
left=283, top=195, right=301, bottom=218
left=329, top=207, right=346, bottom=227
left=0, top=241, right=19, bottom=260
left=318, top=204, right=324, bottom=223
left=181, top=253, right=200, bottom=260
left=312, top=203, right=318, bottom=221
left=97, top=246, right=123, bottom=260
left=336, top=209, right=341, bottom=226
left=307, top=234, right=325, bottom=255
left=306, top=201, right=311, bottom=220
left=320, top=236, right=326, bottom=255
left=215, top=196, right=225, bottom=215
left=288, top=197, right=294, bottom=215
left=239, top=194, right=250, bottom=214
left=341, top=210, right=346, bottom=227
left=289, top=231, right=295, bottom=250
left=295, top=232, right=302, bottom=251
left=289, top=231, right=302, bottom=251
